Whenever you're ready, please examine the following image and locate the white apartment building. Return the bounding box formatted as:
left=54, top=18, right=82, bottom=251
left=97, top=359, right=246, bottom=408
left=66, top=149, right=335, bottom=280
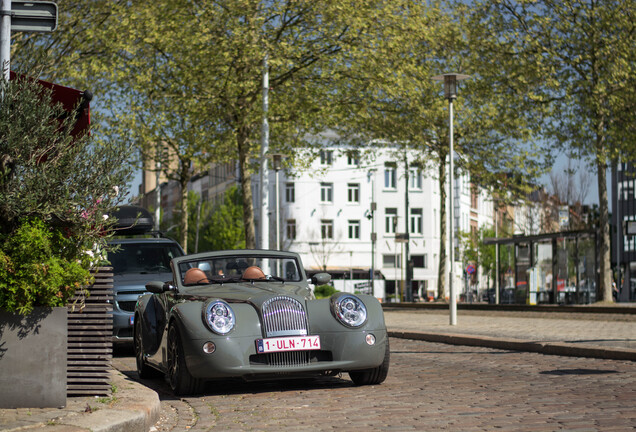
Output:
left=142, top=140, right=496, bottom=302
left=253, top=143, right=495, bottom=302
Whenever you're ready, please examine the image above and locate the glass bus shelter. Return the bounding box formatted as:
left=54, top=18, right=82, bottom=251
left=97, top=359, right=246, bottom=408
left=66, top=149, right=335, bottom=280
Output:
left=484, top=230, right=598, bottom=305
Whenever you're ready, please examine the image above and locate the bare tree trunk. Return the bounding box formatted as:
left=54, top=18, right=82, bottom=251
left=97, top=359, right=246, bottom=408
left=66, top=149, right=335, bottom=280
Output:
left=237, top=130, right=256, bottom=249
left=597, top=157, right=612, bottom=302
left=176, top=157, right=192, bottom=252
left=178, top=180, right=189, bottom=251
left=437, top=153, right=447, bottom=301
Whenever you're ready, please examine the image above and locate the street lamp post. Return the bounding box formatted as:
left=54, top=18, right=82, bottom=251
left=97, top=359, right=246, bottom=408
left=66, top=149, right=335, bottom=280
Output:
left=270, top=153, right=284, bottom=251
left=432, top=73, right=470, bottom=326
left=367, top=169, right=377, bottom=296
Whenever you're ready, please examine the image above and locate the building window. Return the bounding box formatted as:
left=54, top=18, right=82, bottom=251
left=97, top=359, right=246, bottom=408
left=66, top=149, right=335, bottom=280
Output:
left=320, top=150, right=333, bottom=165
left=321, top=219, right=333, bottom=239
left=347, top=151, right=360, bottom=166
left=433, top=209, right=437, bottom=237
left=385, top=208, right=397, bottom=233
left=320, top=182, right=333, bottom=203
left=285, top=182, right=295, bottom=203
left=410, top=208, right=423, bottom=235
left=382, top=254, right=400, bottom=268
left=347, top=183, right=360, bottom=203
left=411, top=254, right=427, bottom=269
left=384, top=162, right=397, bottom=189
left=471, top=184, right=478, bottom=209
left=409, top=168, right=422, bottom=190
left=348, top=220, right=360, bottom=239
left=286, top=219, right=296, bottom=240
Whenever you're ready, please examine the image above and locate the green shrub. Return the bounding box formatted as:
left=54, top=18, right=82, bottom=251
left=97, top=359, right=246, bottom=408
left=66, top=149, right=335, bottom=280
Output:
left=0, top=77, right=131, bottom=313
left=314, top=284, right=338, bottom=299
left=0, top=219, right=92, bottom=314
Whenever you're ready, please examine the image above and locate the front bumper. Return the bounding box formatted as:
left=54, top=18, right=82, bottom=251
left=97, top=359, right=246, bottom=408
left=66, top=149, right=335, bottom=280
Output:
left=181, top=329, right=388, bottom=380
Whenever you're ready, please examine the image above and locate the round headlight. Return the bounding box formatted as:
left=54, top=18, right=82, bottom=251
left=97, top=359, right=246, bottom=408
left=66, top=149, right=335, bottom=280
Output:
left=333, top=295, right=367, bottom=328
left=204, top=301, right=235, bottom=335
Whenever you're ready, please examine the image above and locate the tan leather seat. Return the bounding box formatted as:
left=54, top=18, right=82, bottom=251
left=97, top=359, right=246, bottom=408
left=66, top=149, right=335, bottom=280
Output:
left=184, top=268, right=209, bottom=285
left=242, top=266, right=265, bottom=280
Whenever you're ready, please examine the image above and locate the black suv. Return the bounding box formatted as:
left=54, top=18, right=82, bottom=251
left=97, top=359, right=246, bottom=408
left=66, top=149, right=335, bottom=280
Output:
left=108, top=206, right=184, bottom=344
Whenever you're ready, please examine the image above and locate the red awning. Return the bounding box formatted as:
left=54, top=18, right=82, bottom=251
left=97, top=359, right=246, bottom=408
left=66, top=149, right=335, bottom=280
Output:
left=9, top=71, right=91, bottom=138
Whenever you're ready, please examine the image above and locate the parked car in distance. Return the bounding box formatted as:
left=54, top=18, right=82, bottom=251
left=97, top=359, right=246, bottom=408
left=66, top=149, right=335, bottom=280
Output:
left=134, top=249, right=390, bottom=395
left=107, top=205, right=184, bottom=344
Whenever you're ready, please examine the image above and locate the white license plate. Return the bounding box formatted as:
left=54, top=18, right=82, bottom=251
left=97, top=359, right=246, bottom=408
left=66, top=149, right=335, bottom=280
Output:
left=256, top=335, right=321, bottom=353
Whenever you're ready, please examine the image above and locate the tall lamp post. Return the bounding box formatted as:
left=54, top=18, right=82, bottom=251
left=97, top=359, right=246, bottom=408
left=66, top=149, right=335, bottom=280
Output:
left=270, top=153, right=284, bottom=251
left=432, top=72, right=470, bottom=326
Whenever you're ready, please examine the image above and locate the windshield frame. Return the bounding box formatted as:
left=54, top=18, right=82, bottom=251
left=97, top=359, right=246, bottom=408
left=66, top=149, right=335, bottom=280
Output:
left=173, top=251, right=306, bottom=287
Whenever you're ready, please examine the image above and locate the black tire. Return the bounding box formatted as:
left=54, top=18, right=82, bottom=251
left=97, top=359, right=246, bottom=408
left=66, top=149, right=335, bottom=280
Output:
left=349, top=338, right=390, bottom=386
left=167, top=324, right=204, bottom=396
left=134, top=316, right=161, bottom=379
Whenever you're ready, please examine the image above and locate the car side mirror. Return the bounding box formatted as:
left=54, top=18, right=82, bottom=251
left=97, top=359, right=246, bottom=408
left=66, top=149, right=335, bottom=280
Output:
left=146, top=281, right=171, bottom=294
left=311, top=272, right=331, bottom=285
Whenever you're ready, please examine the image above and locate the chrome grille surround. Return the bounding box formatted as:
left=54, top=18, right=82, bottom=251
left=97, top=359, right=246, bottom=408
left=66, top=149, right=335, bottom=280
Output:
left=261, top=296, right=308, bottom=338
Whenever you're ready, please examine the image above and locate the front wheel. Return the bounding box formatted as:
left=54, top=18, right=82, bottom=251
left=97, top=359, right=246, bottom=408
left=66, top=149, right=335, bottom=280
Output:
left=166, top=324, right=204, bottom=395
left=349, top=339, right=390, bottom=386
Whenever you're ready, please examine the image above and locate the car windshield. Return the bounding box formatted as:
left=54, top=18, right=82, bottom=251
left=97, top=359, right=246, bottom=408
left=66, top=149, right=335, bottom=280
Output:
left=108, top=243, right=183, bottom=275
left=178, top=255, right=303, bottom=284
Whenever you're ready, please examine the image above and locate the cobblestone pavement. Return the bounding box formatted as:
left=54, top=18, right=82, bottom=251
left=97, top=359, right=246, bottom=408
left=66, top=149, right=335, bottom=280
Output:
left=112, top=338, right=636, bottom=431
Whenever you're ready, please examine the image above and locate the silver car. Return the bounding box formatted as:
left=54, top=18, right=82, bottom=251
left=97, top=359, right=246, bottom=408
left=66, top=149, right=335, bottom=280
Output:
left=108, top=237, right=184, bottom=344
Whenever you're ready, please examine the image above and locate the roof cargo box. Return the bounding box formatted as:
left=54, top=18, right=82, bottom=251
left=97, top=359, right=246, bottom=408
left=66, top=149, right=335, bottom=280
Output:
left=111, top=205, right=154, bottom=235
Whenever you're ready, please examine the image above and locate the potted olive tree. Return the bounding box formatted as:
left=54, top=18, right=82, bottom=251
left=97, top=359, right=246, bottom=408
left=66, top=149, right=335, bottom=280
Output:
left=0, top=77, right=131, bottom=408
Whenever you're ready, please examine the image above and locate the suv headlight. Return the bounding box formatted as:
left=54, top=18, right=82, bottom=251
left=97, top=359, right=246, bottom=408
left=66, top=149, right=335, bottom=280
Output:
left=332, top=294, right=367, bottom=328
left=204, top=300, right=235, bottom=335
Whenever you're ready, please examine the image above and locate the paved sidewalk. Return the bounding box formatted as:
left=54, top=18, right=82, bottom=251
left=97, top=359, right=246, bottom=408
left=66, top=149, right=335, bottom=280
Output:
left=0, top=369, right=159, bottom=432
left=383, top=306, right=636, bottom=360
left=1, top=305, right=634, bottom=432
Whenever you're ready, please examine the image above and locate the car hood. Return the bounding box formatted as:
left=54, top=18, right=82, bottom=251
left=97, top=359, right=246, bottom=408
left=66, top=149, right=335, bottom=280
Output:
left=179, top=282, right=312, bottom=303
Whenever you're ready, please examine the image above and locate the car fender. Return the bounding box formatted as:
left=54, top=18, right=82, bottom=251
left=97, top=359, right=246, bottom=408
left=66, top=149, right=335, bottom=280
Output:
left=167, top=300, right=264, bottom=373
left=306, top=294, right=386, bottom=331
left=305, top=294, right=388, bottom=363
left=169, top=300, right=265, bottom=336
left=135, top=293, right=165, bottom=355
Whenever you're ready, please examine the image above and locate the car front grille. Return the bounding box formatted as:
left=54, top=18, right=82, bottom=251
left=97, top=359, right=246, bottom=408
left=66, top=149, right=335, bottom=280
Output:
left=117, top=301, right=136, bottom=312
left=260, top=296, right=311, bottom=367
left=267, top=350, right=311, bottom=367
left=249, top=350, right=333, bottom=367
left=261, top=296, right=308, bottom=338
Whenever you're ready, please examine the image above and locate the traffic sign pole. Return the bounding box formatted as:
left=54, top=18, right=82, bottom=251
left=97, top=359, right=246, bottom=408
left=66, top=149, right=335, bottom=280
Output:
left=0, top=1, right=58, bottom=82
left=1, top=0, right=10, bottom=81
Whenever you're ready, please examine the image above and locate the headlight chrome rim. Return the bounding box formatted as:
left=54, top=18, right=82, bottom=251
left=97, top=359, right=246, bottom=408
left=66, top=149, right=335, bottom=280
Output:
left=204, top=300, right=235, bottom=335
left=332, top=294, right=367, bottom=328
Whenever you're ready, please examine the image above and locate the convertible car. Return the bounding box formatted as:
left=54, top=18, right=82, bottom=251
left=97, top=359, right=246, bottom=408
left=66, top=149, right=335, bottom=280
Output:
left=134, top=249, right=390, bottom=395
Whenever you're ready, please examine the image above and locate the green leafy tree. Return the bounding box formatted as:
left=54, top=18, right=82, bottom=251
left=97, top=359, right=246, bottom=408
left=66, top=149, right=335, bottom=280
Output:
left=97, top=0, right=403, bottom=249
left=459, top=227, right=497, bottom=288
left=332, top=1, right=546, bottom=301
left=466, top=0, right=636, bottom=302
left=0, top=78, right=132, bottom=313
left=198, top=186, right=246, bottom=252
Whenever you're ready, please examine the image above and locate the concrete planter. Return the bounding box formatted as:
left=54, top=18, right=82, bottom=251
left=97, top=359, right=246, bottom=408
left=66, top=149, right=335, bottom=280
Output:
left=0, top=306, right=67, bottom=408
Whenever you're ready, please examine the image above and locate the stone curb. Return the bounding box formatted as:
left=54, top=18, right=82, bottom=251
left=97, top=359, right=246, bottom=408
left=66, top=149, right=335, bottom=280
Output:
left=389, top=330, right=636, bottom=361
left=58, top=370, right=160, bottom=432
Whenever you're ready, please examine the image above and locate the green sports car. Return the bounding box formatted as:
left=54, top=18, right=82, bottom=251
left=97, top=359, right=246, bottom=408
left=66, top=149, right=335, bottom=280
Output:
left=133, top=249, right=390, bottom=395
